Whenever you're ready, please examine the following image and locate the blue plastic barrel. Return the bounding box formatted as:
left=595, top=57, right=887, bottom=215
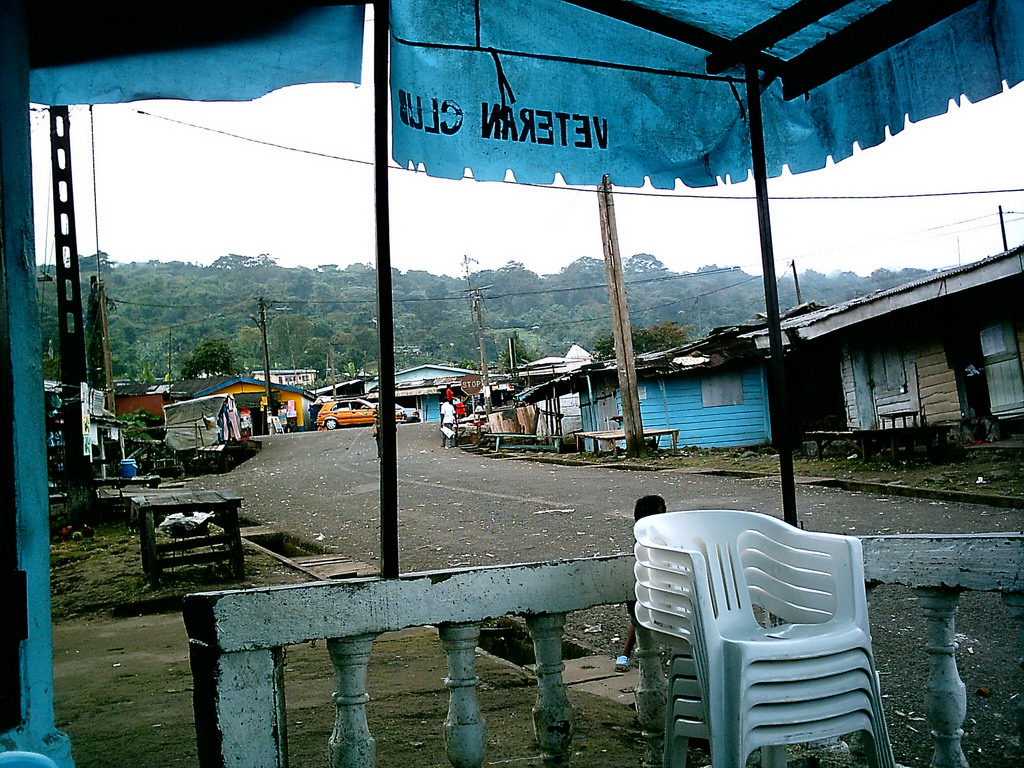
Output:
left=120, top=458, right=138, bottom=478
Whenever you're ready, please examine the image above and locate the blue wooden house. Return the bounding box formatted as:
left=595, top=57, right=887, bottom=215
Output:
left=534, top=326, right=773, bottom=449
left=376, top=364, right=475, bottom=422
left=633, top=361, right=771, bottom=447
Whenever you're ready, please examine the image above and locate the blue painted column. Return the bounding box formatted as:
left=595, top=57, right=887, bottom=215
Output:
left=0, top=0, right=73, bottom=763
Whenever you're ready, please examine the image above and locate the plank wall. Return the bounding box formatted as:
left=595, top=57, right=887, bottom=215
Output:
left=915, top=337, right=961, bottom=425
left=638, top=363, right=770, bottom=447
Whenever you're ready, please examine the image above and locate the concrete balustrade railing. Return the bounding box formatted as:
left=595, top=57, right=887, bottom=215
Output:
left=182, top=534, right=1024, bottom=768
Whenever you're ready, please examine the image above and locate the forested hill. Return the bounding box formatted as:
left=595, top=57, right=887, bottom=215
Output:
left=38, top=252, right=931, bottom=383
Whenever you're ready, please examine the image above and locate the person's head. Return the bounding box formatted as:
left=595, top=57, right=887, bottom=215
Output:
left=634, top=494, right=667, bottom=522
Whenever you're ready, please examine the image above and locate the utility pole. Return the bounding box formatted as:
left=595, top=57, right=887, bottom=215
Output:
left=472, top=287, right=493, bottom=413
left=96, top=279, right=115, bottom=411
left=507, top=336, right=518, bottom=376
left=999, top=205, right=1009, bottom=252
left=789, top=260, right=803, bottom=305
left=328, top=343, right=337, bottom=397
left=257, top=297, right=274, bottom=434
left=49, top=105, right=93, bottom=519
left=597, top=175, right=645, bottom=459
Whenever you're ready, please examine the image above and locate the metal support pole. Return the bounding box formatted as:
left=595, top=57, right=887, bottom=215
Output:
left=744, top=64, right=798, bottom=526
left=374, top=0, right=400, bottom=578
left=49, top=105, right=94, bottom=521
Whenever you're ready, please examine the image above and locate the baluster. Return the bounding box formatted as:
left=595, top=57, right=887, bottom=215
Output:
left=327, top=633, right=378, bottom=768
left=917, top=587, right=969, bottom=768
left=439, top=622, right=486, bottom=768
left=1001, top=591, right=1024, bottom=743
left=526, top=613, right=573, bottom=767
left=633, top=624, right=666, bottom=768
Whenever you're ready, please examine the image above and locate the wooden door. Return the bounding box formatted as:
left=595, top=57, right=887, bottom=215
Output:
left=980, top=321, right=1024, bottom=417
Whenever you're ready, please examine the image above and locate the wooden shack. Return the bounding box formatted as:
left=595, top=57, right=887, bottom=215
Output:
left=762, top=247, right=1024, bottom=441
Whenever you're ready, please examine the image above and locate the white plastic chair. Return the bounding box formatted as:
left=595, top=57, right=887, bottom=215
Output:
left=633, top=510, right=895, bottom=768
left=0, top=753, right=59, bottom=768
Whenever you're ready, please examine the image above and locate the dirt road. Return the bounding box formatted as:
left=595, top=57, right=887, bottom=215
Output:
left=176, top=424, right=1024, bottom=768
left=189, top=423, right=1023, bottom=572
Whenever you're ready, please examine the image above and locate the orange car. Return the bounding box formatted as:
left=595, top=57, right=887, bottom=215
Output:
left=315, top=398, right=377, bottom=430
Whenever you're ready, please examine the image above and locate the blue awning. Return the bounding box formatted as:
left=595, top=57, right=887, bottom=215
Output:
left=29, top=5, right=365, bottom=105
left=390, top=0, right=1024, bottom=187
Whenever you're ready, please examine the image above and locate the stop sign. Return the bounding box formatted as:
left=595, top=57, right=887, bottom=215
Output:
left=460, top=373, right=483, bottom=394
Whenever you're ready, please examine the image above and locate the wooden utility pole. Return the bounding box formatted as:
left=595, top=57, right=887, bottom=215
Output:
left=789, top=260, right=803, bottom=305
left=328, top=343, right=337, bottom=397
left=257, top=296, right=274, bottom=433
left=472, top=287, right=493, bottom=413
left=97, top=280, right=115, bottom=411
left=597, top=175, right=645, bottom=458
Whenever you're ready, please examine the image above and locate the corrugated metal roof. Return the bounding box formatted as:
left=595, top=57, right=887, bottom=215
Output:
left=745, top=246, right=1024, bottom=345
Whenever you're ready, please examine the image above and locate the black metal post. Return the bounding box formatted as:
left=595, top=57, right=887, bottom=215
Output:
left=374, top=0, right=400, bottom=577
left=744, top=64, right=798, bottom=526
left=49, top=105, right=94, bottom=520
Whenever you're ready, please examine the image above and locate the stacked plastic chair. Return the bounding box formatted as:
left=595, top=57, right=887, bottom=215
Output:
left=633, top=510, right=895, bottom=768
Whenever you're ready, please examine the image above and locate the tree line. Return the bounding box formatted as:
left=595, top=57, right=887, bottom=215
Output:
left=36, top=251, right=931, bottom=386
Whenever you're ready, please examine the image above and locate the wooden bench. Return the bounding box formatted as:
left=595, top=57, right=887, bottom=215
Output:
left=805, top=425, right=952, bottom=461
left=575, top=428, right=680, bottom=456
left=132, top=490, right=245, bottom=587
left=490, top=432, right=564, bottom=452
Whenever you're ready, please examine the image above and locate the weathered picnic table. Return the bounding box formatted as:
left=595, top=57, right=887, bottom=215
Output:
left=575, top=427, right=680, bottom=456
left=132, top=489, right=244, bottom=587
left=805, top=425, right=952, bottom=461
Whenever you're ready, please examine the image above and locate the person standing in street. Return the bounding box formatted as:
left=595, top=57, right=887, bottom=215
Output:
left=616, top=494, right=668, bottom=671
left=440, top=398, right=457, bottom=447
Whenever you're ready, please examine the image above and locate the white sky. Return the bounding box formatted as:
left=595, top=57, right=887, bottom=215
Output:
left=29, top=54, right=1024, bottom=280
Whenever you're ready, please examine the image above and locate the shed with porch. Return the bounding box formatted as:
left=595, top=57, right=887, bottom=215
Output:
left=760, top=247, right=1024, bottom=443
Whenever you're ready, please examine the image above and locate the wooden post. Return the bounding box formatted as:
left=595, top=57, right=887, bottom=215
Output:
left=257, top=296, right=274, bottom=433
left=597, top=175, right=645, bottom=459
left=97, top=280, right=116, bottom=412
left=473, top=288, right=493, bottom=414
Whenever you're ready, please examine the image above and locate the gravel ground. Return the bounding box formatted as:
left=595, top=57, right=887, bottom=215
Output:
left=179, top=423, right=1024, bottom=768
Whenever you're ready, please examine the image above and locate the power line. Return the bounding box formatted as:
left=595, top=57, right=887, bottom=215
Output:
left=127, top=307, right=253, bottom=337
left=134, top=109, right=375, bottom=168
left=127, top=108, right=1024, bottom=202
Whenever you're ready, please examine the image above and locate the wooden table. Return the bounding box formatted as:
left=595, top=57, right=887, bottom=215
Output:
left=132, top=490, right=244, bottom=587
left=805, top=425, right=952, bottom=461
left=575, top=428, right=680, bottom=455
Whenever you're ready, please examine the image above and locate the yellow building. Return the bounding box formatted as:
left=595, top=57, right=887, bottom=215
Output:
left=187, top=375, right=315, bottom=433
